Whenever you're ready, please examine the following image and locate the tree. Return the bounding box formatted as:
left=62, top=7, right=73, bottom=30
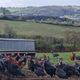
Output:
left=64, top=30, right=80, bottom=51
left=0, top=7, right=10, bottom=17
left=3, top=24, right=17, bottom=38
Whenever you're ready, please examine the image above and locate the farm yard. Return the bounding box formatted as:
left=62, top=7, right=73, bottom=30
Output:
left=0, top=70, right=80, bottom=80
left=0, top=2, right=80, bottom=80
left=0, top=52, right=80, bottom=80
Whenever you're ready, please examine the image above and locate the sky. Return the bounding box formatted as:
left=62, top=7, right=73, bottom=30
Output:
left=0, top=0, right=80, bottom=7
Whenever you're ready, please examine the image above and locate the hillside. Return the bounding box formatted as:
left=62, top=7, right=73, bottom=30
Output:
left=0, top=6, right=80, bottom=27
left=0, top=20, right=80, bottom=38
left=7, top=6, right=80, bottom=18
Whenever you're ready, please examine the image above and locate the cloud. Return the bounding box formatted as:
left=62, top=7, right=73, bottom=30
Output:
left=0, top=0, right=80, bottom=7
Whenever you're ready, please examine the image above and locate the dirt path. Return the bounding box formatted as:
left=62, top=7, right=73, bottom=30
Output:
left=0, top=68, right=80, bottom=80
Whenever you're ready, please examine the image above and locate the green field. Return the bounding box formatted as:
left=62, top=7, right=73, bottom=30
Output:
left=36, top=52, right=80, bottom=64
left=0, top=20, right=80, bottom=38
left=0, top=20, right=80, bottom=64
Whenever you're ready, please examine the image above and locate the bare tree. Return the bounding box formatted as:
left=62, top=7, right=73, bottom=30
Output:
left=3, top=23, right=17, bottom=38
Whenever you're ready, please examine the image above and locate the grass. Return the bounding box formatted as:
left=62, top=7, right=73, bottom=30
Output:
left=0, top=20, right=80, bottom=38
left=36, top=52, right=80, bottom=64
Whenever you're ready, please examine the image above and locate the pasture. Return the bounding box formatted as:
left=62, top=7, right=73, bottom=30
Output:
left=36, top=52, right=80, bottom=64
left=0, top=20, right=80, bottom=38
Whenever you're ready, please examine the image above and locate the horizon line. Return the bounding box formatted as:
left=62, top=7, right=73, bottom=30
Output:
left=0, top=5, right=80, bottom=8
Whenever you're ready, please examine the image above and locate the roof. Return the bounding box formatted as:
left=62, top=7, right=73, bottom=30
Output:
left=0, top=38, right=35, bottom=42
left=0, top=38, right=35, bottom=52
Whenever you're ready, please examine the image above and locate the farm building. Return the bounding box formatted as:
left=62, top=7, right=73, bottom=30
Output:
left=0, top=38, right=35, bottom=57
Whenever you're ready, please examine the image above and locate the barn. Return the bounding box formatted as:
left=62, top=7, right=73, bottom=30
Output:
left=0, top=38, right=35, bottom=57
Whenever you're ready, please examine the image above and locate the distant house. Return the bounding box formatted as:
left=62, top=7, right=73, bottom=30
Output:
left=0, top=38, right=35, bottom=57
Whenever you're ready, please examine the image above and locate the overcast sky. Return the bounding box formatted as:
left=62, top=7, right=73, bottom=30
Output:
left=0, top=0, right=80, bottom=7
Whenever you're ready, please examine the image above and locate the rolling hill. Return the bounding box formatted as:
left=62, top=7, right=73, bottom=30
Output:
left=0, top=20, right=80, bottom=38
left=7, top=6, right=80, bottom=18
